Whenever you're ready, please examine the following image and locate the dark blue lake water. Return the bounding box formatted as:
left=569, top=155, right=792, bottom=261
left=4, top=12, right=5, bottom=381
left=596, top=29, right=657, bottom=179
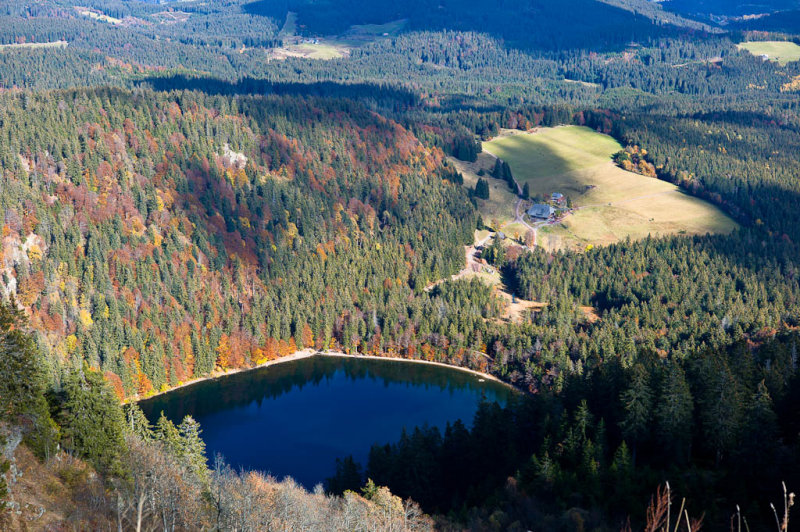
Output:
left=139, top=355, right=515, bottom=488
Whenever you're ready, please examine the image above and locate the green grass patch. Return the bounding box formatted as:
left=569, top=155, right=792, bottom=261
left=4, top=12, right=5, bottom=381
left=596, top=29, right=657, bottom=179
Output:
left=0, top=41, right=68, bottom=50
left=738, top=41, right=800, bottom=65
left=484, top=126, right=622, bottom=185
left=345, top=19, right=407, bottom=37
left=292, top=43, right=345, bottom=59
left=449, top=154, right=518, bottom=230
left=483, top=126, right=737, bottom=251
left=279, top=12, right=298, bottom=38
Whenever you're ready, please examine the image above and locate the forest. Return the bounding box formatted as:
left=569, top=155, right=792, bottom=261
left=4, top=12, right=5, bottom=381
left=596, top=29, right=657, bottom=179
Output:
left=1, top=0, right=800, bottom=529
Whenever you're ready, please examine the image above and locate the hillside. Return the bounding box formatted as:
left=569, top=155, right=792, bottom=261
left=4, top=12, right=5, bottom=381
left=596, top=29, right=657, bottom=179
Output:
left=2, top=0, right=800, bottom=529
left=249, top=0, right=712, bottom=50
left=0, top=88, right=477, bottom=398
left=482, top=127, right=736, bottom=251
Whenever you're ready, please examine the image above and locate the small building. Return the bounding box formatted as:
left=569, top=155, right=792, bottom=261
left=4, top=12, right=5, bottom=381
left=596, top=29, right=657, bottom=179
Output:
left=551, top=192, right=565, bottom=205
left=528, top=204, right=555, bottom=220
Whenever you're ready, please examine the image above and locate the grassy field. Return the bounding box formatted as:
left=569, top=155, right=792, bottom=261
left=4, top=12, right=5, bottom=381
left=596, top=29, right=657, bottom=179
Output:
left=344, top=19, right=408, bottom=38
left=0, top=41, right=68, bottom=50
left=271, top=41, right=349, bottom=60
left=279, top=12, right=298, bottom=38
left=482, top=126, right=737, bottom=251
left=738, top=41, right=800, bottom=65
left=449, top=154, right=520, bottom=232
left=291, top=43, right=346, bottom=59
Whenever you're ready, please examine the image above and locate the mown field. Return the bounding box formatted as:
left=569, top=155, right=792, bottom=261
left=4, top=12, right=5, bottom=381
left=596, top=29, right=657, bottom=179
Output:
left=738, top=40, right=800, bottom=65
left=0, top=40, right=68, bottom=50
left=482, top=126, right=738, bottom=251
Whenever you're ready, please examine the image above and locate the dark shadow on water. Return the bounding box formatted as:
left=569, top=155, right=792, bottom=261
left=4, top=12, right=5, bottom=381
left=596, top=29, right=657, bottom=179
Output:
left=138, top=355, right=518, bottom=488
left=138, top=354, right=515, bottom=424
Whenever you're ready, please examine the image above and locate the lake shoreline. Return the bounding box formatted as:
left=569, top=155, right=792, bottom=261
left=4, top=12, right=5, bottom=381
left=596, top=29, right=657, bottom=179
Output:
left=132, top=349, right=519, bottom=403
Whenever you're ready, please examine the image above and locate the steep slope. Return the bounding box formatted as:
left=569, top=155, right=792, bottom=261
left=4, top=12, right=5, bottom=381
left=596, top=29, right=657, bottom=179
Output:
left=253, top=0, right=712, bottom=50
left=0, top=88, right=478, bottom=398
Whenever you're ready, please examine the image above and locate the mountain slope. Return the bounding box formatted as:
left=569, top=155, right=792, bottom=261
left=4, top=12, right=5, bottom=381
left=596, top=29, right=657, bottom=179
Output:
left=0, top=88, right=477, bottom=397
left=252, top=0, right=712, bottom=50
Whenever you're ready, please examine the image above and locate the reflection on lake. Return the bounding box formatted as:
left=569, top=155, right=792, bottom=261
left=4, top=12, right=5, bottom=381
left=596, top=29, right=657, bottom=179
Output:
left=139, top=355, right=515, bottom=488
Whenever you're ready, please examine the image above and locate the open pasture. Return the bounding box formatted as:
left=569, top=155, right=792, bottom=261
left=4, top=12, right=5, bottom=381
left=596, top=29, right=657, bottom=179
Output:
left=738, top=41, right=800, bottom=65
left=0, top=41, right=68, bottom=50
left=482, top=126, right=737, bottom=252
left=449, top=153, right=518, bottom=231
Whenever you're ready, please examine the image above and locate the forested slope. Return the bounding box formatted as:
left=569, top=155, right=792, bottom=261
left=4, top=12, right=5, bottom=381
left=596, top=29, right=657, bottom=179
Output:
left=2, top=0, right=800, bottom=529
left=0, top=88, right=485, bottom=398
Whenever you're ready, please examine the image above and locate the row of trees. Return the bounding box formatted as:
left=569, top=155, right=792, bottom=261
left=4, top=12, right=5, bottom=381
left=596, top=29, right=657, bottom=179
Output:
left=330, top=333, right=800, bottom=530
left=0, top=301, right=432, bottom=530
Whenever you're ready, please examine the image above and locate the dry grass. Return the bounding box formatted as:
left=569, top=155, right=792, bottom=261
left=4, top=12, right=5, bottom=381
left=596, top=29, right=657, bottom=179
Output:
left=5, top=446, right=113, bottom=530
left=496, top=290, right=546, bottom=323
left=449, top=154, right=518, bottom=229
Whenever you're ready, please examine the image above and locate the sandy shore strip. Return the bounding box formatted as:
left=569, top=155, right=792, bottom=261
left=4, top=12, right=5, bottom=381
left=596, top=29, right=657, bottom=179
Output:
left=131, top=349, right=517, bottom=403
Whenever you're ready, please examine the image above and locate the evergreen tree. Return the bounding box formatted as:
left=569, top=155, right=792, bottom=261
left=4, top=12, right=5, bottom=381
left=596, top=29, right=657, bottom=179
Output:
left=155, top=412, right=182, bottom=458
left=58, top=365, right=127, bottom=476
left=654, top=363, right=693, bottom=463
left=123, top=403, right=154, bottom=442
left=178, top=415, right=208, bottom=483
left=327, top=455, right=363, bottom=495
left=619, top=364, right=652, bottom=462
left=0, top=301, right=57, bottom=458
left=474, top=178, right=490, bottom=200
left=493, top=159, right=504, bottom=180
left=502, top=161, right=516, bottom=192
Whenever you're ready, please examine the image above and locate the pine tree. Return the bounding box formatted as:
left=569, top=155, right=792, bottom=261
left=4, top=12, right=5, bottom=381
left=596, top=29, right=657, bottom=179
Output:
left=474, top=178, right=490, bottom=200
left=655, top=363, right=693, bottom=462
left=492, top=159, right=504, bottom=179
left=59, top=365, right=127, bottom=476
left=155, top=412, right=182, bottom=458
left=123, top=403, right=154, bottom=441
left=178, top=415, right=209, bottom=483
left=498, top=161, right=516, bottom=193
left=699, top=364, right=742, bottom=466
left=327, top=455, right=363, bottom=495
left=0, top=301, right=57, bottom=458
left=619, top=363, right=652, bottom=462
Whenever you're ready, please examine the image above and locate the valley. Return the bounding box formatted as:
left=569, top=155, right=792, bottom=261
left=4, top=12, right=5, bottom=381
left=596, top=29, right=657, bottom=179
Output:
left=1, top=0, right=800, bottom=530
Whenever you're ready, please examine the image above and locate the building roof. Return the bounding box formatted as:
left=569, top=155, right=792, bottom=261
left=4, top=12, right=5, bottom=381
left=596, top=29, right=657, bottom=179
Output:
left=527, top=204, right=555, bottom=219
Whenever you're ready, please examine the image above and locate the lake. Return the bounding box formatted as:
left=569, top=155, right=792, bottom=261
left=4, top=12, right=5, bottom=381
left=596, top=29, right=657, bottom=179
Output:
left=139, top=354, right=515, bottom=488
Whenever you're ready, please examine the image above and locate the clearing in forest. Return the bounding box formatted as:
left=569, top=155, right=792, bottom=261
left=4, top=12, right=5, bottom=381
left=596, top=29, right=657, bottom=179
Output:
left=738, top=41, right=800, bottom=65
left=450, top=154, right=518, bottom=230
left=279, top=11, right=298, bottom=38
left=0, top=41, right=68, bottom=50
left=271, top=11, right=350, bottom=60
left=482, top=126, right=738, bottom=252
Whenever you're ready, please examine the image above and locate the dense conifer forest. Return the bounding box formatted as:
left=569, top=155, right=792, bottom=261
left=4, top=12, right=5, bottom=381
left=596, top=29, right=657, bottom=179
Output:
left=2, top=0, right=800, bottom=529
